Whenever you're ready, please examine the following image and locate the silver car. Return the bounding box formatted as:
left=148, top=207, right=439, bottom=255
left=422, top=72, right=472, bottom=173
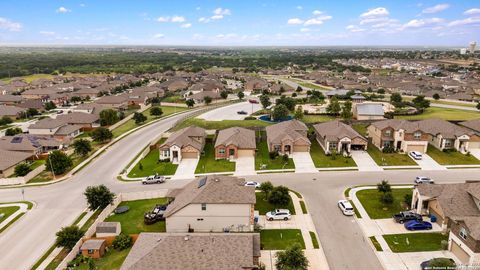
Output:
left=415, top=176, right=434, bottom=184
left=142, top=175, right=165, bottom=185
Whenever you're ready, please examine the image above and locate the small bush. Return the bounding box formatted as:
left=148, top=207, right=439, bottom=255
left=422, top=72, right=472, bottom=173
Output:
left=380, top=192, right=394, bottom=204
left=269, top=151, right=278, bottom=160
left=113, top=234, right=133, bottom=250
left=382, top=146, right=395, bottom=153
left=404, top=194, right=412, bottom=208
left=138, top=162, right=143, bottom=171
left=282, top=154, right=289, bottom=162
left=14, top=163, right=31, bottom=176
left=244, top=116, right=256, bottom=120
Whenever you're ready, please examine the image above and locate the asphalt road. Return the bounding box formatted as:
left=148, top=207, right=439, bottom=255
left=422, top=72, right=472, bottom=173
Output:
left=196, top=100, right=263, bottom=121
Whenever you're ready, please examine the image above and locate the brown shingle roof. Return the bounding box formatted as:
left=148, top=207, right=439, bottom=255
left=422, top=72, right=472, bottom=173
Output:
left=313, top=120, right=366, bottom=142
left=56, top=112, right=99, bottom=124
left=215, top=127, right=256, bottom=149
left=459, top=119, right=480, bottom=133
left=417, top=119, right=474, bottom=139
left=160, top=126, right=206, bottom=151
left=266, top=119, right=310, bottom=146
left=0, top=149, right=32, bottom=171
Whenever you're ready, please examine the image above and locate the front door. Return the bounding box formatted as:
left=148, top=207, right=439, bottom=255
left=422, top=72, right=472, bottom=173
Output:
left=396, top=141, right=402, bottom=150
left=284, top=145, right=291, bottom=154
left=172, top=151, right=178, bottom=161
left=229, top=148, right=235, bottom=158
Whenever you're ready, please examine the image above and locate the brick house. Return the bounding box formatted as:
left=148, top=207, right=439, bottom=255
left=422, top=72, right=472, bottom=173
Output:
left=214, top=127, right=256, bottom=160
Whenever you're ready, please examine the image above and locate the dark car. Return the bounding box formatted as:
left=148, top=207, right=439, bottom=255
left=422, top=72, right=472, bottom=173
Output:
left=404, top=220, right=433, bottom=231
left=393, top=211, right=422, bottom=224
left=237, top=110, right=247, bottom=115
left=144, top=204, right=168, bottom=224
left=420, top=258, right=456, bottom=270
left=248, top=99, right=259, bottom=104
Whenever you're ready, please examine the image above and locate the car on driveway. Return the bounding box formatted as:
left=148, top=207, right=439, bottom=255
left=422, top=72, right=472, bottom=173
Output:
left=142, top=175, right=165, bottom=185
left=266, top=209, right=291, bottom=221
left=415, top=176, right=434, bottom=184
left=337, top=200, right=355, bottom=216
left=244, top=181, right=260, bottom=188
left=393, top=211, right=422, bottom=224
left=237, top=110, right=247, bottom=115
left=404, top=220, right=432, bottom=231
left=409, top=151, right=423, bottom=160
left=420, top=258, right=456, bottom=270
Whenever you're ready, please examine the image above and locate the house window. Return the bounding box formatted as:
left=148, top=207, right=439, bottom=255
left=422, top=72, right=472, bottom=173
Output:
left=383, top=141, right=392, bottom=148
left=460, top=228, right=468, bottom=240
left=162, top=150, right=170, bottom=157
left=274, top=145, right=281, bottom=152
left=384, top=130, right=392, bottom=137
left=329, top=142, right=337, bottom=151
left=201, top=203, right=206, bottom=211
left=414, top=132, right=421, bottom=139
left=444, top=140, right=452, bottom=147
left=219, top=148, right=225, bottom=154
left=88, top=249, right=94, bottom=254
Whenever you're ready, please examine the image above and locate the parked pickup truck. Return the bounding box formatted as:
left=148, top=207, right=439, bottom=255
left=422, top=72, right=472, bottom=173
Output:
left=393, top=211, right=422, bottom=224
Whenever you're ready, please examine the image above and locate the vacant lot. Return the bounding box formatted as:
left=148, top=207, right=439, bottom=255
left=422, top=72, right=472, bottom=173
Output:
left=396, top=107, right=480, bottom=121
left=173, top=118, right=271, bottom=131
left=356, top=188, right=412, bottom=219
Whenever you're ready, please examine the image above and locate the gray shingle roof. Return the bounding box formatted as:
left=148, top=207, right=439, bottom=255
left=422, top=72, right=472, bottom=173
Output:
left=266, top=119, right=310, bottom=146
left=160, top=126, right=206, bottom=151
left=80, top=239, right=105, bottom=250
left=313, top=120, right=367, bottom=142
left=215, top=127, right=256, bottom=149
left=0, top=149, right=32, bottom=171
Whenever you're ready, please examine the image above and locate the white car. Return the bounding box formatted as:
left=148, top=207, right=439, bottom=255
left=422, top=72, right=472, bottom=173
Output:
left=338, top=200, right=355, bottom=216
left=266, top=209, right=291, bottom=221
left=409, top=151, right=423, bottom=160
left=415, top=176, right=434, bottom=184
left=142, top=175, right=165, bottom=185
left=244, top=181, right=260, bottom=188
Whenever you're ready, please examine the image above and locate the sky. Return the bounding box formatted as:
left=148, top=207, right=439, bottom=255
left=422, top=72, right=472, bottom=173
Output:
left=0, top=0, right=479, bottom=46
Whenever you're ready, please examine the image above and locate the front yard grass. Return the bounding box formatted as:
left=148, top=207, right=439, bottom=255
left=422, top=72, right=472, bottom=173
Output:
left=255, top=192, right=296, bottom=215
left=309, top=231, right=320, bottom=249
left=310, top=139, right=357, bottom=168
left=383, top=233, right=448, bottom=253
left=356, top=188, right=412, bottom=219
left=369, top=236, right=383, bottom=251
left=396, top=107, right=480, bottom=121
left=105, top=198, right=168, bottom=235
left=0, top=206, right=20, bottom=224
left=367, top=145, right=417, bottom=166
left=427, top=145, right=480, bottom=165
left=255, top=140, right=295, bottom=170
left=195, top=142, right=235, bottom=173
left=127, top=149, right=178, bottom=177
left=74, top=248, right=131, bottom=270
left=260, top=229, right=306, bottom=250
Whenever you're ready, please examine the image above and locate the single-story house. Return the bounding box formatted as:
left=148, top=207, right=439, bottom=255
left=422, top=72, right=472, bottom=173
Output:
left=159, top=126, right=206, bottom=164
left=95, top=95, right=128, bottom=109
left=80, top=239, right=107, bottom=259
left=0, top=134, right=64, bottom=155
left=0, top=149, right=32, bottom=177
left=418, top=119, right=476, bottom=153
left=96, top=222, right=121, bottom=237
left=56, top=112, right=100, bottom=129
left=28, top=118, right=82, bottom=139
left=0, top=95, right=22, bottom=105
left=214, top=127, right=256, bottom=160
left=313, top=120, right=367, bottom=154
left=164, top=175, right=256, bottom=233
left=188, top=91, right=221, bottom=104
left=353, top=103, right=384, bottom=120
left=459, top=119, right=480, bottom=150
left=368, top=119, right=429, bottom=153
left=265, top=119, right=311, bottom=155
left=0, top=105, right=25, bottom=119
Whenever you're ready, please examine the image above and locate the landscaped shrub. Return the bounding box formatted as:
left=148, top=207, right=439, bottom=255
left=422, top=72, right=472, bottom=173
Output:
left=112, top=234, right=133, bottom=250
left=282, top=154, right=289, bottom=162
left=382, top=146, right=395, bottom=153
left=441, top=240, right=449, bottom=250
left=380, top=192, right=394, bottom=204
left=404, top=194, right=412, bottom=209
left=244, top=116, right=256, bottom=120
left=269, top=151, right=279, bottom=160
left=14, top=163, right=31, bottom=177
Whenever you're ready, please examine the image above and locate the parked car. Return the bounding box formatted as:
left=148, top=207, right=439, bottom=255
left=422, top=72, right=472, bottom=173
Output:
left=393, top=211, right=422, bottom=224
left=266, top=209, right=291, bottom=221
left=144, top=204, right=168, bottom=224
left=142, top=175, right=165, bottom=185
left=420, top=258, right=456, bottom=270
left=415, top=176, right=434, bottom=184
left=404, top=220, right=432, bottom=231
left=237, top=110, right=247, bottom=115
left=249, top=99, right=259, bottom=104
left=337, top=200, right=355, bottom=216
left=244, top=181, right=260, bottom=188
left=409, top=151, right=423, bottom=160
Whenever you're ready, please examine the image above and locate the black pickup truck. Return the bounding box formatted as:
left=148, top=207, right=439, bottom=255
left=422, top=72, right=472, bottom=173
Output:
left=393, top=211, right=422, bottom=224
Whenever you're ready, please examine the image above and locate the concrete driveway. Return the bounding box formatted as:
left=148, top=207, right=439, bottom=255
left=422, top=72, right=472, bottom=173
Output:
left=291, top=152, right=318, bottom=173
left=234, top=156, right=256, bottom=176
left=171, top=158, right=199, bottom=180
left=411, top=154, right=445, bottom=170
left=351, top=151, right=383, bottom=171
left=196, top=100, right=262, bottom=121
left=470, top=149, right=480, bottom=160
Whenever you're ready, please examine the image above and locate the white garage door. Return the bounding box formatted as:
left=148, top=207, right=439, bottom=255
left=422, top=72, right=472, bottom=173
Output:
left=469, top=142, right=480, bottom=149
left=406, top=144, right=426, bottom=153
left=451, top=240, right=470, bottom=264
left=237, top=149, right=254, bottom=157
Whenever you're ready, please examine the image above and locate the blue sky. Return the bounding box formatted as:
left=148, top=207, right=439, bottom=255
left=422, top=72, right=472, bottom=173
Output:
left=0, top=1, right=479, bottom=46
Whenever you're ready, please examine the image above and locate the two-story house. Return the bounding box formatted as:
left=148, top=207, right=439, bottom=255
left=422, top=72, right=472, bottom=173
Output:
left=368, top=119, right=429, bottom=153
left=159, top=126, right=206, bottom=164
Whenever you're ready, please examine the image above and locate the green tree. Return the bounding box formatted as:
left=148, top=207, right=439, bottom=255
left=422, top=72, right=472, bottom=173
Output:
left=48, top=150, right=73, bottom=175
left=112, top=234, right=132, bottom=250
left=44, top=101, right=57, bottom=111
left=296, top=86, right=303, bottom=92
left=70, top=96, right=82, bottom=103
left=432, top=93, right=440, bottom=100
left=185, top=99, right=195, bottom=108
left=276, top=96, right=296, bottom=111
left=377, top=180, right=391, bottom=194
left=390, top=93, right=403, bottom=107
left=295, top=106, right=304, bottom=120
left=272, top=104, right=289, bottom=121
left=237, top=91, right=245, bottom=100
left=341, top=100, right=353, bottom=120
left=91, top=127, right=113, bottom=143
left=275, top=244, right=309, bottom=270
left=260, top=94, right=271, bottom=109
left=381, top=192, right=394, bottom=204
left=133, top=112, right=147, bottom=124
left=477, top=102, right=480, bottom=111
left=26, top=108, right=39, bottom=117
left=204, top=96, right=212, bottom=105
left=259, top=181, right=274, bottom=199
left=55, top=225, right=84, bottom=250
left=326, top=97, right=341, bottom=115
left=84, top=185, right=115, bottom=210
left=99, top=109, right=119, bottom=126
left=14, top=163, right=31, bottom=176
left=412, top=95, right=430, bottom=109
left=268, top=185, right=291, bottom=207
left=73, top=139, right=92, bottom=157
left=150, top=106, right=163, bottom=116
left=0, top=116, right=13, bottom=125
left=5, top=127, right=22, bottom=136
left=220, top=91, right=228, bottom=99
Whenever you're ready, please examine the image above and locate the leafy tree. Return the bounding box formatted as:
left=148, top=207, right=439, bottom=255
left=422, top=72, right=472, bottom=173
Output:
left=14, top=163, right=31, bottom=176
left=133, top=112, right=147, bottom=124
left=112, top=234, right=132, bottom=250
left=44, top=101, right=57, bottom=111
left=341, top=100, right=353, bottom=120
left=70, top=96, right=82, bottom=103
left=220, top=91, right=228, bottom=99
left=275, top=244, right=309, bottom=270
left=381, top=192, right=394, bottom=204
left=55, top=225, right=84, bottom=250
left=26, top=108, right=39, bottom=117
left=377, top=89, right=385, bottom=94
left=259, top=181, right=274, bottom=199
left=390, top=93, right=403, bottom=107
left=185, top=99, right=195, bottom=108
left=260, top=94, right=271, bottom=109
left=295, top=106, right=304, bottom=120
left=91, top=127, right=113, bottom=143
left=204, top=96, right=212, bottom=105
left=310, top=90, right=325, bottom=102
left=477, top=102, right=480, bottom=111
left=237, top=91, right=245, bottom=100
left=272, top=104, right=289, bottom=121
left=73, top=139, right=92, bottom=157
left=84, top=185, right=115, bottom=210
left=377, top=180, right=391, bottom=194
left=150, top=106, right=163, bottom=116
left=306, top=90, right=312, bottom=97
left=326, top=97, right=341, bottom=115
left=5, top=127, right=22, bottom=136
left=296, top=86, right=303, bottom=92
left=48, top=150, right=73, bottom=175
left=268, top=185, right=291, bottom=207
left=432, top=93, right=440, bottom=100
left=412, top=95, right=430, bottom=109
left=0, top=116, right=13, bottom=125
left=404, top=194, right=412, bottom=208
left=99, top=109, right=119, bottom=126
left=291, top=92, right=297, bottom=97
left=276, top=96, right=296, bottom=111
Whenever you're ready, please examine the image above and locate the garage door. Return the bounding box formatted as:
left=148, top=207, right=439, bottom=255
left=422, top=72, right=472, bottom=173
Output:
left=406, top=144, right=426, bottom=153
left=294, top=145, right=310, bottom=152
left=451, top=240, right=470, bottom=264
left=237, top=149, right=254, bottom=157
left=469, top=142, right=480, bottom=149
left=182, top=151, right=198, bottom=159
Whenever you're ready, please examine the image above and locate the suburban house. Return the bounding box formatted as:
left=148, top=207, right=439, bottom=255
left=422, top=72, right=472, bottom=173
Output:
left=418, top=119, right=476, bottom=153
left=73, top=103, right=110, bottom=115
left=214, top=127, right=256, bottom=160
left=313, top=120, right=367, bottom=154
left=56, top=112, right=100, bottom=130
left=164, top=175, right=256, bottom=233
left=0, top=105, right=25, bottom=119
left=121, top=233, right=261, bottom=270
left=459, top=119, right=480, bottom=150
left=368, top=119, right=429, bottom=153
left=95, top=95, right=128, bottom=109
left=188, top=91, right=221, bottom=104
left=0, top=134, right=63, bottom=155
left=0, top=95, right=22, bottom=105
left=28, top=118, right=82, bottom=139
left=80, top=239, right=107, bottom=259
left=159, top=126, right=206, bottom=164
left=0, top=149, right=32, bottom=177
left=353, top=103, right=384, bottom=120
left=448, top=217, right=480, bottom=265
left=265, top=119, right=311, bottom=155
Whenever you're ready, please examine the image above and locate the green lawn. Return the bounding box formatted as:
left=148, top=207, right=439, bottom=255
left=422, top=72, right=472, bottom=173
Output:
left=396, top=107, right=480, bottom=121
left=383, top=233, right=449, bottom=253
left=255, top=192, right=296, bottom=215
left=352, top=124, right=368, bottom=137
left=105, top=198, right=168, bottom=235
left=369, top=236, right=383, bottom=251
left=75, top=248, right=131, bottom=270
left=310, top=139, right=357, bottom=168
left=260, top=229, right=306, bottom=250
left=127, top=149, right=178, bottom=177
left=173, top=117, right=271, bottom=131
left=302, top=114, right=335, bottom=124
left=356, top=188, right=413, bottom=219
left=0, top=206, right=20, bottom=224
left=427, top=145, right=480, bottom=165
left=255, top=140, right=295, bottom=170
left=309, top=231, right=319, bottom=249
left=195, top=142, right=235, bottom=173
left=162, top=95, right=185, bottom=103
left=367, top=145, right=417, bottom=166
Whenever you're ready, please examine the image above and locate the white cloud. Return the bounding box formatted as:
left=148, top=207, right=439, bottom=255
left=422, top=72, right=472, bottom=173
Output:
left=312, top=10, right=323, bottom=15
left=296, top=6, right=303, bottom=10
left=157, top=16, right=186, bottom=23
left=79, top=3, right=85, bottom=7
left=304, top=16, right=332, bottom=26
left=346, top=25, right=365, bottom=32
left=39, top=31, right=55, bottom=36
left=181, top=23, right=192, bottom=28
left=211, top=7, right=231, bottom=20
left=360, top=7, right=389, bottom=18
left=448, top=17, right=480, bottom=26
left=402, top=18, right=444, bottom=29
left=422, top=4, right=449, bottom=14
left=464, top=8, right=480, bottom=15
left=0, top=17, right=22, bottom=31
left=171, top=16, right=186, bottom=23
left=198, top=17, right=209, bottom=23
left=287, top=18, right=304, bottom=25
left=56, top=7, right=71, bottom=13
left=300, top=28, right=310, bottom=32
left=152, top=33, right=165, bottom=39
left=157, top=16, right=169, bottom=22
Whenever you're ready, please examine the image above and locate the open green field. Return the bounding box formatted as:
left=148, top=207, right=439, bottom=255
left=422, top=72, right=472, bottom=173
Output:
left=302, top=114, right=335, bottom=124
left=427, top=145, right=480, bottom=165
left=74, top=248, right=131, bottom=270
left=310, top=139, right=357, bottom=168
left=173, top=117, right=271, bottom=131
left=396, top=107, right=480, bottom=121
left=356, top=188, right=413, bottom=219
left=255, top=192, right=295, bottom=215
left=383, top=233, right=448, bottom=253
left=195, top=142, right=235, bottom=173
left=367, top=145, right=417, bottom=166
left=255, top=140, right=295, bottom=170
left=127, top=149, right=178, bottom=177
left=260, top=229, right=305, bottom=250
left=105, top=198, right=168, bottom=235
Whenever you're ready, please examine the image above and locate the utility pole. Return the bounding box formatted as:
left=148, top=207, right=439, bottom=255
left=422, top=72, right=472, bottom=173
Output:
left=48, top=155, right=56, bottom=180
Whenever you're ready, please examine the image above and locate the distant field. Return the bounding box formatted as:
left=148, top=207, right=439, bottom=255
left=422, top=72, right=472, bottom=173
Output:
left=1, top=73, right=109, bottom=83
left=396, top=107, right=480, bottom=121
